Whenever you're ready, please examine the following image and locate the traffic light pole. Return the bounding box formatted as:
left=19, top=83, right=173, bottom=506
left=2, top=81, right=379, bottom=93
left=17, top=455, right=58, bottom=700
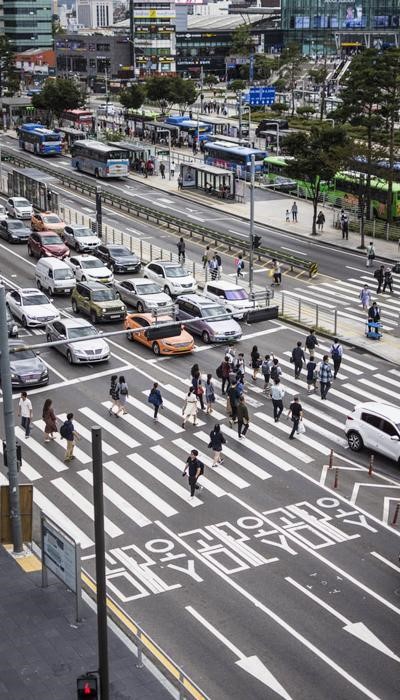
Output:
left=96, top=187, right=102, bottom=238
left=0, top=285, right=23, bottom=553
left=248, top=155, right=255, bottom=294
left=92, top=427, right=109, bottom=700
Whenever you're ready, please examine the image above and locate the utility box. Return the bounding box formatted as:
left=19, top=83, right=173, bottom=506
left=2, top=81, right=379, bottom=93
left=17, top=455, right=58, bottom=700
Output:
left=0, top=484, right=33, bottom=544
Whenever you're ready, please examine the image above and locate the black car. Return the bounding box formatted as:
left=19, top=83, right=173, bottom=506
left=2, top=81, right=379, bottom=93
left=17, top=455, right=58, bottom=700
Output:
left=0, top=219, right=31, bottom=243
left=95, top=244, right=141, bottom=274
left=5, top=342, right=49, bottom=389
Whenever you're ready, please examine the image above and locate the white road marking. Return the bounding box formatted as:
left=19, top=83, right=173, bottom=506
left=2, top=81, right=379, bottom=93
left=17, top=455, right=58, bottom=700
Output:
left=78, top=469, right=151, bottom=527
left=281, top=246, right=307, bottom=255
left=154, top=443, right=226, bottom=498
left=15, top=427, right=68, bottom=472
left=370, top=551, right=400, bottom=573
left=78, top=407, right=140, bottom=449
left=104, top=460, right=177, bottom=517
left=127, top=453, right=202, bottom=506
left=34, top=489, right=94, bottom=548
left=102, top=400, right=162, bottom=441
left=52, top=477, right=123, bottom=537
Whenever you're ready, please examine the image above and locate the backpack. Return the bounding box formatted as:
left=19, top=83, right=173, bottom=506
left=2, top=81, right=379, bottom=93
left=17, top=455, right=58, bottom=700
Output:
left=215, top=254, right=222, bottom=266
left=216, top=363, right=223, bottom=378
left=60, top=422, right=68, bottom=439
left=120, top=383, right=128, bottom=395
left=373, top=269, right=380, bottom=279
left=270, top=365, right=279, bottom=381
left=331, top=345, right=341, bottom=358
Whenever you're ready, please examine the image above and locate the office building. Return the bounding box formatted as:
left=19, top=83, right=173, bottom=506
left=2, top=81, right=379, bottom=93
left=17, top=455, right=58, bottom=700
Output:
left=2, top=0, right=53, bottom=52
left=56, top=32, right=132, bottom=89
left=77, top=0, right=113, bottom=27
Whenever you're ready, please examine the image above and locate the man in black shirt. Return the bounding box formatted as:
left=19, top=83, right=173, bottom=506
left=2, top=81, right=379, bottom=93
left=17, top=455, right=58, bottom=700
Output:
left=182, top=449, right=204, bottom=497
left=287, top=396, right=303, bottom=439
left=291, top=341, right=306, bottom=380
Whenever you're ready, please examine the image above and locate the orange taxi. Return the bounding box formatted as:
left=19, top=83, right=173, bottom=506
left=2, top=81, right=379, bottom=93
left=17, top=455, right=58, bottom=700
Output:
left=31, top=211, right=66, bottom=234
left=124, top=313, right=194, bottom=355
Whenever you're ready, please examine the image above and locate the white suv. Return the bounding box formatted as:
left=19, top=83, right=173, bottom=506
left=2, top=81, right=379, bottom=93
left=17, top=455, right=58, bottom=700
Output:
left=67, top=254, right=113, bottom=285
left=345, top=402, right=400, bottom=463
left=143, top=261, right=197, bottom=296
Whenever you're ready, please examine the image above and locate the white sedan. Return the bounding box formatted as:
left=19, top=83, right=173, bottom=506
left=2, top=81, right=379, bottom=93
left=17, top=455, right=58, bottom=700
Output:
left=63, top=225, right=101, bottom=252
left=114, top=277, right=172, bottom=312
left=6, top=288, right=60, bottom=327
left=67, top=254, right=114, bottom=285
left=45, top=318, right=110, bottom=364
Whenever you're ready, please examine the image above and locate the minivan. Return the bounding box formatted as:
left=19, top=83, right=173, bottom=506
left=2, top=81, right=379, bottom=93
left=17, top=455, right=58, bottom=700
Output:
left=35, top=258, right=76, bottom=296
left=255, top=119, right=289, bottom=137
left=175, top=294, right=242, bottom=343
left=202, top=281, right=255, bottom=319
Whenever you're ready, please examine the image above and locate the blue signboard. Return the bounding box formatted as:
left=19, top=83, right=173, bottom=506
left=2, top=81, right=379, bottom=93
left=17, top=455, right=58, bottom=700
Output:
left=247, top=86, right=276, bottom=107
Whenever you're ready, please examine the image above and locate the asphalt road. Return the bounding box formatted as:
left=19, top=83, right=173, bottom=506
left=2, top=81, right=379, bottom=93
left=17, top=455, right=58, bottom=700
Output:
left=1, top=135, right=393, bottom=281
left=0, top=234, right=400, bottom=700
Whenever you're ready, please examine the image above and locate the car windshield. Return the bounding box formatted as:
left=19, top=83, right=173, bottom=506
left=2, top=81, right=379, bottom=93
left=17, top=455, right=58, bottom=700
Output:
left=54, top=269, right=74, bottom=280
left=109, top=246, right=131, bottom=256
left=225, top=289, right=248, bottom=301
left=92, top=290, right=115, bottom=302
left=43, top=215, right=61, bottom=224
left=8, top=221, right=25, bottom=230
left=203, top=306, right=229, bottom=318
left=74, top=228, right=93, bottom=237
left=41, top=235, right=62, bottom=245
left=22, top=293, right=48, bottom=306
left=10, top=348, right=36, bottom=360
left=137, top=283, right=162, bottom=294
left=14, top=199, right=30, bottom=207
left=68, top=326, right=96, bottom=338
left=165, top=266, right=187, bottom=278
left=81, top=259, right=103, bottom=269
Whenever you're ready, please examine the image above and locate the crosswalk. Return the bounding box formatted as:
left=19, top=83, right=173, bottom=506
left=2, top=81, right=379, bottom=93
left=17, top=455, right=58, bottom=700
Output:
left=284, top=267, right=400, bottom=331
left=4, top=346, right=399, bottom=549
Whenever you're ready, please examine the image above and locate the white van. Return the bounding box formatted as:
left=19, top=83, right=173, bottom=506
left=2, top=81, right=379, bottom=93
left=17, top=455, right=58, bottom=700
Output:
left=35, top=257, right=76, bottom=295
left=202, top=280, right=255, bottom=319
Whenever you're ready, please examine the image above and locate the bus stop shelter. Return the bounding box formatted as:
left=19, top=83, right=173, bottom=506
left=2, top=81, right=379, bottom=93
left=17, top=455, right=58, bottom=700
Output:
left=179, top=162, right=235, bottom=199
left=8, top=167, right=58, bottom=211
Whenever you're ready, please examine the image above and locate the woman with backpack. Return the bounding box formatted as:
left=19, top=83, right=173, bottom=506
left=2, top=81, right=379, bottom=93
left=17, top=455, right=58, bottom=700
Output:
left=182, top=386, right=198, bottom=428
left=42, top=398, right=58, bottom=442
left=191, top=365, right=205, bottom=410
left=148, top=382, right=163, bottom=422
left=261, top=355, right=273, bottom=391
left=205, top=374, right=216, bottom=414
left=208, top=424, right=226, bottom=467
left=250, top=345, right=261, bottom=381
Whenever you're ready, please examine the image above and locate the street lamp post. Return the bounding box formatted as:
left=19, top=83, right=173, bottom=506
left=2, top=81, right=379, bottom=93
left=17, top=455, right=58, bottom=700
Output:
left=168, top=130, right=171, bottom=181
left=249, top=154, right=255, bottom=294
left=129, top=0, right=137, bottom=80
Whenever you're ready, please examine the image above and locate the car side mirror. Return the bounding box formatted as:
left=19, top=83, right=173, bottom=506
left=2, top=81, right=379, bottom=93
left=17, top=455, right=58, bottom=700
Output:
left=391, top=435, right=400, bottom=440
left=36, top=350, right=41, bottom=356
left=59, top=334, right=66, bottom=339
left=115, top=292, right=120, bottom=299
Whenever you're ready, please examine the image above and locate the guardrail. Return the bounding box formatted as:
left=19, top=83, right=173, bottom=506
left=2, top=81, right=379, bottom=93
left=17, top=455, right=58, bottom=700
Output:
left=1, top=147, right=318, bottom=278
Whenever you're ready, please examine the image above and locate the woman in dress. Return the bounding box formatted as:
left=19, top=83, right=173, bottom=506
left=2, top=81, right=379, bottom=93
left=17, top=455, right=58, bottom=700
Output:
left=42, top=398, right=57, bottom=442
left=182, top=386, right=198, bottom=428
left=117, top=375, right=129, bottom=415
left=250, top=345, right=261, bottom=381
left=205, top=373, right=216, bottom=414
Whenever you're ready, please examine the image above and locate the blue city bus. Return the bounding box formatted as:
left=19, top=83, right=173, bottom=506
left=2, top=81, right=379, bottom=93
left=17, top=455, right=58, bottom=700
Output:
left=165, top=115, right=212, bottom=141
left=18, top=123, right=63, bottom=156
left=71, top=140, right=129, bottom=178
left=203, top=141, right=267, bottom=178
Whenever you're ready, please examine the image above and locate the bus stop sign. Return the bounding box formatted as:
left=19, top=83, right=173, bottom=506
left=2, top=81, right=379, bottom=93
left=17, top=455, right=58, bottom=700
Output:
left=247, top=87, right=276, bottom=107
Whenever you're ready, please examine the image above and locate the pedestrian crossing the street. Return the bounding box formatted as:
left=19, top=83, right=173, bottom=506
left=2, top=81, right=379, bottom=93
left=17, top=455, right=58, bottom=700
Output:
left=6, top=348, right=399, bottom=548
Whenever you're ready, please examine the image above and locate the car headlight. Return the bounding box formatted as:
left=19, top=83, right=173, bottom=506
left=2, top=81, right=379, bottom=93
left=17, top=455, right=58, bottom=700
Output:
left=120, top=307, right=125, bottom=311
left=102, top=308, right=107, bottom=312
left=12, top=325, right=18, bottom=334
left=11, top=373, right=18, bottom=379
left=41, top=369, right=48, bottom=378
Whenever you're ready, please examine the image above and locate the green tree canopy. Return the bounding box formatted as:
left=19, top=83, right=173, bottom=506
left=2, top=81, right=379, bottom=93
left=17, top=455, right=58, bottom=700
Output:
left=283, top=125, right=351, bottom=235
left=145, top=76, right=197, bottom=115
left=119, top=84, right=146, bottom=111
left=0, top=36, right=18, bottom=98
left=32, top=78, right=84, bottom=121
left=280, top=43, right=305, bottom=116
left=232, top=24, right=253, bottom=56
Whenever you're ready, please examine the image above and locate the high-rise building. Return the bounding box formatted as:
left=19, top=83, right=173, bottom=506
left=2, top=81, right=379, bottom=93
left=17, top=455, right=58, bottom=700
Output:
left=77, top=0, right=113, bottom=28
left=2, top=0, right=53, bottom=52
left=128, top=0, right=176, bottom=74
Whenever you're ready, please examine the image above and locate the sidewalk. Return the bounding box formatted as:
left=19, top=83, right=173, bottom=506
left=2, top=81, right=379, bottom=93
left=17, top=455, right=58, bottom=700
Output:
left=0, top=545, right=171, bottom=700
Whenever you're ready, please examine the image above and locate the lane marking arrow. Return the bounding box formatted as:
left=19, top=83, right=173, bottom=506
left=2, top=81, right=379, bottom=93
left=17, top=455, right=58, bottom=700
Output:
left=185, top=605, right=292, bottom=700
left=286, top=577, right=400, bottom=663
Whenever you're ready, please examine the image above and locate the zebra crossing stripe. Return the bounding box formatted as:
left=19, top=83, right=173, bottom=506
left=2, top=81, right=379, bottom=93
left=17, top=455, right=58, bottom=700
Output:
left=164, top=384, right=226, bottom=421
left=102, top=401, right=162, bottom=442
left=58, top=414, right=117, bottom=456
left=129, top=394, right=185, bottom=432
left=358, top=378, right=400, bottom=401
left=127, top=453, right=202, bottom=506
left=78, top=468, right=152, bottom=527
left=78, top=407, right=140, bottom=449
left=52, top=477, right=123, bottom=538
left=34, top=488, right=94, bottom=549
left=255, top=413, right=332, bottom=456
left=33, top=419, right=92, bottom=464
left=220, top=423, right=294, bottom=472
left=193, top=431, right=271, bottom=480
left=15, top=427, right=68, bottom=472
left=104, top=460, right=178, bottom=517
left=191, top=431, right=250, bottom=489
left=309, top=394, right=349, bottom=415
left=373, top=373, right=400, bottom=389
left=153, top=443, right=226, bottom=498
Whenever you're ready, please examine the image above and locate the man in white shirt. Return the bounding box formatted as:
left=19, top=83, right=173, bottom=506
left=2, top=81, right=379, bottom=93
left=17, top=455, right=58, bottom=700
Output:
left=17, top=391, right=33, bottom=438
left=270, top=378, right=285, bottom=422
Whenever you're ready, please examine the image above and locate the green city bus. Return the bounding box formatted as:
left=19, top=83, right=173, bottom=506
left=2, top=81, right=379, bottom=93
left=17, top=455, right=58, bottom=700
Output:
left=263, top=156, right=400, bottom=220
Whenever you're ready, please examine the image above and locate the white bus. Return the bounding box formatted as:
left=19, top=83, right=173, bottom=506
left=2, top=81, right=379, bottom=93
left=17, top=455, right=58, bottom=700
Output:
left=70, top=140, right=129, bottom=178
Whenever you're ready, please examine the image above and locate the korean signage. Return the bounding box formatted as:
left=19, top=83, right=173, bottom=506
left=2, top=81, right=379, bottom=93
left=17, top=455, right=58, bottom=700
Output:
left=41, top=514, right=82, bottom=621
left=247, top=86, right=276, bottom=107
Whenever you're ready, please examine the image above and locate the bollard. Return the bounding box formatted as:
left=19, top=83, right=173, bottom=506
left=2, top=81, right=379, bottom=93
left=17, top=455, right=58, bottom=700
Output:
left=333, top=467, right=339, bottom=489
left=328, top=449, right=334, bottom=469
left=368, top=454, right=374, bottom=477
left=391, top=503, right=400, bottom=527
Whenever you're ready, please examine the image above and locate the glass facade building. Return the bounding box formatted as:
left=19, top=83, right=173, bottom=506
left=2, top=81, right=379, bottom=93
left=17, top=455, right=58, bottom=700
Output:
left=280, top=0, right=400, bottom=53
left=2, top=0, right=53, bottom=52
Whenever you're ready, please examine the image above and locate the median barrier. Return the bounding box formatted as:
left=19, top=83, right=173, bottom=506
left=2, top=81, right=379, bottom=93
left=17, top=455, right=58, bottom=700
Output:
left=246, top=306, right=279, bottom=324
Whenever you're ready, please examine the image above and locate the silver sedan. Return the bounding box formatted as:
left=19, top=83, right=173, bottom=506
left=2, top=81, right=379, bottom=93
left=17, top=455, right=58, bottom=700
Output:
left=45, top=317, right=110, bottom=364
left=114, top=277, right=173, bottom=313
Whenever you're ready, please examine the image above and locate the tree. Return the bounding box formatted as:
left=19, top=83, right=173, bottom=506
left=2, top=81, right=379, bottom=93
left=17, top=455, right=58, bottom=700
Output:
left=280, top=43, right=305, bottom=116
left=309, top=60, right=328, bottom=121
left=204, top=74, right=218, bottom=87
left=51, top=14, right=66, bottom=36
left=334, top=50, right=386, bottom=224
left=378, top=49, right=400, bottom=223
left=31, top=78, right=84, bottom=122
left=254, top=55, right=272, bottom=82
left=171, top=78, right=197, bottom=115
left=232, top=24, right=253, bottom=56
left=145, top=77, right=196, bottom=115
left=283, top=125, right=351, bottom=235
left=296, top=105, right=316, bottom=118
left=119, top=84, right=146, bottom=111
left=270, top=102, right=288, bottom=114
left=0, top=36, right=18, bottom=98
left=229, top=79, right=247, bottom=92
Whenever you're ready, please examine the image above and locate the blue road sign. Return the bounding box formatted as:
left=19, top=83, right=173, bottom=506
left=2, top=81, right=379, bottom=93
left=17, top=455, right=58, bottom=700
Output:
left=247, top=86, right=276, bottom=107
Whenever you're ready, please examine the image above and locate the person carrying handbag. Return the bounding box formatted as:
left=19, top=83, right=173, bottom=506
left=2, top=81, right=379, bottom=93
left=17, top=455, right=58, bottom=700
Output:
left=182, top=387, right=198, bottom=428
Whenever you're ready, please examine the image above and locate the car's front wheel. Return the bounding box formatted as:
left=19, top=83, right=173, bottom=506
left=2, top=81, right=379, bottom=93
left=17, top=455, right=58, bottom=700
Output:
left=202, top=331, right=210, bottom=344
left=163, top=285, right=171, bottom=296
left=347, top=431, right=364, bottom=452
left=67, top=350, right=74, bottom=365
left=152, top=342, right=161, bottom=355
left=137, top=301, right=144, bottom=313
left=21, top=315, right=28, bottom=327
left=90, top=311, right=98, bottom=324
left=71, top=300, right=79, bottom=314
left=36, top=280, right=42, bottom=290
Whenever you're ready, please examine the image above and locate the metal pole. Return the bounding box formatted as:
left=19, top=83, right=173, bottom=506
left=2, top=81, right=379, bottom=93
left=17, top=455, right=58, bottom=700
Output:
left=168, top=130, right=171, bottom=181
left=276, top=124, right=280, bottom=155
left=249, top=154, right=255, bottom=294
left=238, top=91, right=242, bottom=139
left=0, top=285, right=23, bottom=553
left=91, top=426, right=109, bottom=700
left=96, top=186, right=102, bottom=238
